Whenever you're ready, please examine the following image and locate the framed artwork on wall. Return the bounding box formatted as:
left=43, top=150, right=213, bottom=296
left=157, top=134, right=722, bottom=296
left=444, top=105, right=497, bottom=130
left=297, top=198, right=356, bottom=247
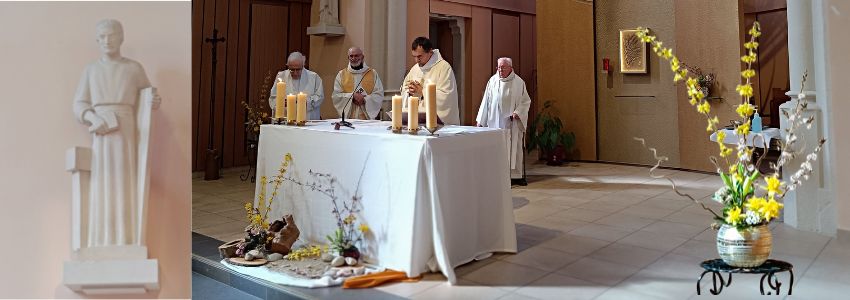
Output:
left=619, top=29, right=647, bottom=73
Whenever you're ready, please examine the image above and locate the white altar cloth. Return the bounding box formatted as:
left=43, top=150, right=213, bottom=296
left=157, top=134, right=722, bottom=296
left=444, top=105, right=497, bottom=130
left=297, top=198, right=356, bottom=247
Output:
left=709, top=128, right=780, bottom=149
left=254, top=119, right=517, bottom=284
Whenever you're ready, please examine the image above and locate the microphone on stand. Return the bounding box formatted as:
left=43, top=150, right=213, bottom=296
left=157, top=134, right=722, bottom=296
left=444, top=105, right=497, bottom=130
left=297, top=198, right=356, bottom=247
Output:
left=334, top=70, right=367, bottom=130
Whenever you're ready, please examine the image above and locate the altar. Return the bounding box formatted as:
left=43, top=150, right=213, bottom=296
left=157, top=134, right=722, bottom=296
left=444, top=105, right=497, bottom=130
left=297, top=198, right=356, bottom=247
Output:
left=254, top=119, right=517, bottom=284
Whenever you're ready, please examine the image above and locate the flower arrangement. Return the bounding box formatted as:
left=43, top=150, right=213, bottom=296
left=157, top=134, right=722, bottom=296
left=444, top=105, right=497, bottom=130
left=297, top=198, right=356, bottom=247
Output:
left=237, top=153, right=293, bottom=256
left=680, top=62, right=716, bottom=98
left=634, top=22, right=826, bottom=230
left=242, top=70, right=274, bottom=134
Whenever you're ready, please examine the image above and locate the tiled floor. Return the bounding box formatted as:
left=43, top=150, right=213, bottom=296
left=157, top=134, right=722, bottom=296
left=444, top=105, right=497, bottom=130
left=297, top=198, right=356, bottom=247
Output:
left=193, top=162, right=849, bottom=299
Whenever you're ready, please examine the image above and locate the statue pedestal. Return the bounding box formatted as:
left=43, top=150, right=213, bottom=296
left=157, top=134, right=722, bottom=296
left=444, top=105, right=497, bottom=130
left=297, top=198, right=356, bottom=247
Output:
left=64, top=249, right=159, bottom=294
left=307, top=23, right=345, bottom=36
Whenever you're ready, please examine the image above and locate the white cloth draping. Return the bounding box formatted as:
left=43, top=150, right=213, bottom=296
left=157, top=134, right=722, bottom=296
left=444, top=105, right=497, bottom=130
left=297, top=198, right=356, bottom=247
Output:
left=254, top=120, right=516, bottom=284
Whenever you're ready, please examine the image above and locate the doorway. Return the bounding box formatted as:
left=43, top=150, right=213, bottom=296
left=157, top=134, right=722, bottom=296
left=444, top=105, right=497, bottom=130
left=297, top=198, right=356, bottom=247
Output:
left=429, top=15, right=466, bottom=123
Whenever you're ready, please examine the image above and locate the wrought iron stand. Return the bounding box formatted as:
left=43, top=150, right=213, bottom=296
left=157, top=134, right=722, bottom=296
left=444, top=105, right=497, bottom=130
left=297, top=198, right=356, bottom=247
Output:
left=697, top=259, right=794, bottom=295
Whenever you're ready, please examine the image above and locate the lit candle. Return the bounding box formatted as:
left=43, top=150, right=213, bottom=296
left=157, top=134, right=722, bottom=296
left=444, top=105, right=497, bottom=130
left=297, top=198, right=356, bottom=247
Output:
left=275, top=80, right=286, bottom=119
left=425, top=82, right=437, bottom=129
left=296, top=92, right=308, bottom=123
left=392, top=95, right=402, bottom=129
left=408, top=97, right=419, bottom=129
left=286, top=94, right=296, bottom=122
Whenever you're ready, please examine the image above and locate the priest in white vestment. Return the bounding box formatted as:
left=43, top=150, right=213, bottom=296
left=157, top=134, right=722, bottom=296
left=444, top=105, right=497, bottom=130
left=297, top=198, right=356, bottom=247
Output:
left=400, top=37, right=460, bottom=125
left=332, top=47, right=385, bottom=119
left=73, top=19, right=157, bottom=246
left=269, top=52, right=324, bottom=120
left=476, top=57, right=531, bottom=184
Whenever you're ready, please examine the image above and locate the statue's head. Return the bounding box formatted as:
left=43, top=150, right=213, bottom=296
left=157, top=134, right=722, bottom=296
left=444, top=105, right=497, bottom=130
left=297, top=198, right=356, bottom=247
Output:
left=96, top=19, right=124, bottom=55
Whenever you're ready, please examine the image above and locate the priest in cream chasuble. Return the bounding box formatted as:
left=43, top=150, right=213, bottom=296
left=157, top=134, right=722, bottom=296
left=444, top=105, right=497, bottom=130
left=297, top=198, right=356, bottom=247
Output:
left=400, top=37, right=460, bottom=125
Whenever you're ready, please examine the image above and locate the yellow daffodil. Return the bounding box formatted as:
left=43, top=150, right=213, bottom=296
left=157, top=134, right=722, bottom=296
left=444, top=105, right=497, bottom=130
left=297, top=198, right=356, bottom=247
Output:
left=358, top=223, right=370, bottom=233
left=764, top=175, right=783, bottom=198
left=745, top=197, right=767, bottom=212
left=725, top=207, right=743, bottom=226
left=720, top=147, right=733, bottom=158
left=760, top=198, right=783, bottom=221
left=697, top=101, right=711, bottom=114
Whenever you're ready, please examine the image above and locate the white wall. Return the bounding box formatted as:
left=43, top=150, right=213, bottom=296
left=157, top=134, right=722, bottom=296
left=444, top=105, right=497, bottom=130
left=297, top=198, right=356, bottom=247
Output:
left=823, top=0, right=850, bottom=236
left=0, top=2, right=191, bottom=298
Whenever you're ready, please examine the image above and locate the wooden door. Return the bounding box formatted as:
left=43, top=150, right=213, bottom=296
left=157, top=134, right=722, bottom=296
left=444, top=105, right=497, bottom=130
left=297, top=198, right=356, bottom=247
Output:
left=193, top=0, right=311, bottom=171
left=743, top=1, right=790, bottom=128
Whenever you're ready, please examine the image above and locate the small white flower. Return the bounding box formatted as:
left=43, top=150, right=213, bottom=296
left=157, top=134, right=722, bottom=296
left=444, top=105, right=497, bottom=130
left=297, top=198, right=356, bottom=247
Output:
left=798, top=93, right=806, bottom=100
left=745, top=210, right=762, bottom=225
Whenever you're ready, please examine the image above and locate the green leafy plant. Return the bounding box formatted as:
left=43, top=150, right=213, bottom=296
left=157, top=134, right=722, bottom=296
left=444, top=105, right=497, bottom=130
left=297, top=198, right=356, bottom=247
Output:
left=527, top=100, right=576, bottom=155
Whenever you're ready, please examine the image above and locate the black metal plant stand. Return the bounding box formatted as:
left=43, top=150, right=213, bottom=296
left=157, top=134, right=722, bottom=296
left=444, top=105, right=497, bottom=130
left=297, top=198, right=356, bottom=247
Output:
left=240, top=131, right=259, bottom=183
left=697, top=259, right=794, bottom=296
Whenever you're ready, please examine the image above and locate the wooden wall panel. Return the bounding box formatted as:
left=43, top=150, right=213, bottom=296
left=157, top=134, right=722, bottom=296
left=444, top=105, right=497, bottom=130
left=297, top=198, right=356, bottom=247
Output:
left=469, top=6, right=492, bottom=125
left=520, top=14, right=536, bottom=126
left=193, top=0, right=312, bottom=171
left=492, top=12, right=520, bottom=72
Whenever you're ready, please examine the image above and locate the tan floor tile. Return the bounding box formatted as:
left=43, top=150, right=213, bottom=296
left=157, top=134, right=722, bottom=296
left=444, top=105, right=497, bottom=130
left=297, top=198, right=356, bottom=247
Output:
left=377, top=272, right=446, bottom=298
left=500, top=246, right=582, bottom=272
left=194, top=220, right=245, bottom=241
left=461, top=261, right=549, bottom=290
left=671, top=239, right=718, bottom=259
left=568, top=223, right=633, bottom=242
left=663, top=210, right=715, bottom=227
left=593, top=213, right=655, bottom=230
left=527, top=217, right=589, bottom=234
left=411, top=279, right=510, bottom=300
left=514, top=273, right=609, bottom=300
left=537, top=234, right=611, bottom=256
left=193, top=212, right=234, bottom=230
left=618, top=205, right=678, bottom=220
left=641, top=221, right=709, bottom=239
left=589, top=243, right=666, bottom=268
left=548, top=208, right=611, bottom=222
left=557, top=257, right=640, bottom=286
left=618, top=230, right=688, bottom=252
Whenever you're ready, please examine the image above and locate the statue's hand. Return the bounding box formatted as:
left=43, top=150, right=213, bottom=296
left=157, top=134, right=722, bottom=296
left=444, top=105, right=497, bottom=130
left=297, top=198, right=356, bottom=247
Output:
left=84, top=112, right=108, bottom=135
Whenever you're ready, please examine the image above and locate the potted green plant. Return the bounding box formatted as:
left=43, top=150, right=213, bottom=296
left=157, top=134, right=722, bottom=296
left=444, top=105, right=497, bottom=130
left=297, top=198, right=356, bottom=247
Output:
left=527, top=100, right=576, bottom=166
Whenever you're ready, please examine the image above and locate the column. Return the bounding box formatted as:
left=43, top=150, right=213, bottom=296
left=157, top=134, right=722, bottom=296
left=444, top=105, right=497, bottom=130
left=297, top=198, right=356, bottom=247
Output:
left=781, top=0, right=829, bottom=234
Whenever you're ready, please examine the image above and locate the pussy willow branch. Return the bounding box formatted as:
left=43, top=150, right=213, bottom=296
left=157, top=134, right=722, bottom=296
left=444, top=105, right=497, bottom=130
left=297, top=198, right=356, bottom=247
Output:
left=634, top=137, right=722, bottom=219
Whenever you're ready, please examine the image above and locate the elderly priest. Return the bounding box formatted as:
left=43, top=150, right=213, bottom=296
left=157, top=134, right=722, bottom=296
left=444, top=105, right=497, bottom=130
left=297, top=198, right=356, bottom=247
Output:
left=332, top=47, right=385, bottom=120
left=269, top=51, right=324, bottom=120
left=476, top=57, right=532, bottom=185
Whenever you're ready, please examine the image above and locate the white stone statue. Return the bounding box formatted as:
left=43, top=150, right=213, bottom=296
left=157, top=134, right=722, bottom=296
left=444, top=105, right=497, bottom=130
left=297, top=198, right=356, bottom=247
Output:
left=308, top=0, right=344, bottom=36
left=319, top=0, right=340, bottom=26
left=64, top=19, right=160, bottom=294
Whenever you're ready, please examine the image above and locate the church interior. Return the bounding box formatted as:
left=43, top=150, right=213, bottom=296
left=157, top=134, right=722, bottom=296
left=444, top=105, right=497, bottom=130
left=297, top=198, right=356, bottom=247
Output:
left=0, top=0, right=848, bottom=299
left=188, top=0, right=850, bottom=299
